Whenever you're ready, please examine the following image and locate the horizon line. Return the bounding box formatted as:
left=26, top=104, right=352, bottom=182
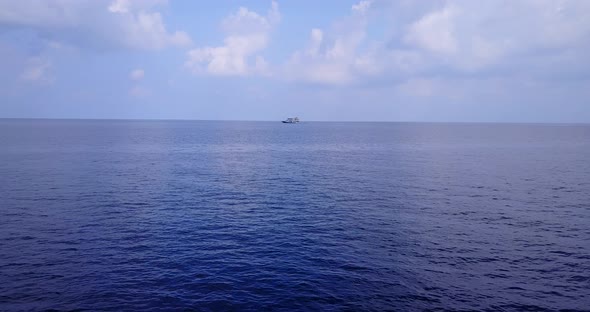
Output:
left=0, top=117, right=589, bottom=125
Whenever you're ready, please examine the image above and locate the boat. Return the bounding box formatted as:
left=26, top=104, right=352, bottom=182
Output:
left=282, top=117, right=300, bottom=123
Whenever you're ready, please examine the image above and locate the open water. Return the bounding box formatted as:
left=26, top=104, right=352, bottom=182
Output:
left=0, top=119, right=589, bottom=311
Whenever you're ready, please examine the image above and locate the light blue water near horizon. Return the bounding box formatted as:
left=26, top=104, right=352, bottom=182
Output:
left=0, top=119, right=589, bottom=311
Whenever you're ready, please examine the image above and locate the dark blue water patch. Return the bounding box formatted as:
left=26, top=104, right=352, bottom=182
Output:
left=1, top=119, right=589, bottom=311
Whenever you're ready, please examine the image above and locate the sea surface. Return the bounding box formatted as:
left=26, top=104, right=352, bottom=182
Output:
left=1, top=119, right=589, bottom=311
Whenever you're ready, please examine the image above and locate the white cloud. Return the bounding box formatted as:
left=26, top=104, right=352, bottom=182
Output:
left=185, top=1, right=279, bottom=76
left=129, top=69, right=145, bottom=81
left=0, top=0, right=191, bottom=87
left=0, top=0, right=191, bottom=51
left=108, top=0, right=131, bottom=13
left=402, top=0, right=590, bottom=73
left=115, top=10, right=192, bottom=50
left=352, top=0, right=372, bottom=14
left=284, top=0, right=370, bottom=85
left=107, top=0, right=167, bottom=14
left=404, top=5, right=458, bottom=55
left=308, top=29, right=324, bottom=57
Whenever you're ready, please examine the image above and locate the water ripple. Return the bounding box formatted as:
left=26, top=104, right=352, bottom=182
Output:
left=1, top=120, right=589, bottom=311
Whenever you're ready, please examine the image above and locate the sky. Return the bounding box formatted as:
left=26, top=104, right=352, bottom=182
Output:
left=1, top=0, right=590, bottom=122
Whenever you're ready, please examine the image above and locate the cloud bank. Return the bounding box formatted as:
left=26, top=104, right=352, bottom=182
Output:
left=284, top=0, right=590, bottom=85
left=0, top=0, right=192, bottom=51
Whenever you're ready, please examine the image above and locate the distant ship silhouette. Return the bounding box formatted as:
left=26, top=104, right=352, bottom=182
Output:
left=282, top=117, right=300, bottom=123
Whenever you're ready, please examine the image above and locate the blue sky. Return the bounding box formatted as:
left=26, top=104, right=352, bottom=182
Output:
left=1, top=0, right=589, bottom=122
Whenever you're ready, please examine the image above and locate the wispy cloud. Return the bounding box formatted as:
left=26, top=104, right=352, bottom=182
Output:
left=129, top=85, right=150, bottom=98
left=20, top=57, right=53, bottom=84
left=129, top=69, right=145, bottom=81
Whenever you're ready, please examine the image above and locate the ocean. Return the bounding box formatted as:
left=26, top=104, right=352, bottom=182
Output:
left=1, top=119, right=589, bottom=311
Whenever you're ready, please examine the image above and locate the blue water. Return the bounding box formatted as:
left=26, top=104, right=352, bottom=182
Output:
left=1, top=119, right=589, bottom=311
